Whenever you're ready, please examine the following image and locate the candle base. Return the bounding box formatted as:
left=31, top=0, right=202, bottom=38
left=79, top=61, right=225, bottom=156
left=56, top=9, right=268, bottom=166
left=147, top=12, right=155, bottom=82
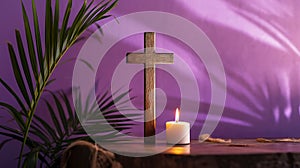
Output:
left=166, top=121, right=190, bottom=145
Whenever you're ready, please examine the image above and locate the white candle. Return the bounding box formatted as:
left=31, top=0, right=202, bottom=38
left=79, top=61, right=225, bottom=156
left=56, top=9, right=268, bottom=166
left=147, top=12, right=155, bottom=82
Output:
left=166, top=108, right=190, bottom=144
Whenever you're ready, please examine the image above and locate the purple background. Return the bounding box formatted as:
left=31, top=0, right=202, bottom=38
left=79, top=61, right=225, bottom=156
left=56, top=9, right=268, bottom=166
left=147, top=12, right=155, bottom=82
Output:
left=1, top=0, right=300, bottom=166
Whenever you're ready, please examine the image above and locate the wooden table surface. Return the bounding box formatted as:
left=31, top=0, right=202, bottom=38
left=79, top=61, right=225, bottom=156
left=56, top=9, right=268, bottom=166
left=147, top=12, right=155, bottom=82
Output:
left=165, top=139, right=300, bottom=155
left=113, top=139, right=300, bottom=168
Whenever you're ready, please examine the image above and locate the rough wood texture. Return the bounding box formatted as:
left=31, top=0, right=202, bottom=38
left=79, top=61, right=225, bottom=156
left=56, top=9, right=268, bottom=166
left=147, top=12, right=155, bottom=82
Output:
left=144, top=66, right=155, bottom=144
left=144, top=32, right=155, bottom=53
left=116, top=139, right=300, bottom=168
left=61, top=141, right=122, bottom=168
left=126, top=32, right=174, bottom=144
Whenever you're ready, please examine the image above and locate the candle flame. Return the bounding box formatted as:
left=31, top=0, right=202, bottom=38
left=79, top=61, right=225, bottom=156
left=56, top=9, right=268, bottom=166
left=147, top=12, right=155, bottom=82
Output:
left=175, top=108, right=180, bottom=122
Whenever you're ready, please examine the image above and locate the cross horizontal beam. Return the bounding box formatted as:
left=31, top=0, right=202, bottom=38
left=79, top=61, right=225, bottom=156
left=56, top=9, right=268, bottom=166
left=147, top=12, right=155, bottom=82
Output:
left=126, top=53, right=174, bottom=65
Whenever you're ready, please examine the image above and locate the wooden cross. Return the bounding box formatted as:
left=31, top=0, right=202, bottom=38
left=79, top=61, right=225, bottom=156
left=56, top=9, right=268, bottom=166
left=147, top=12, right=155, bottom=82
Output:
left=126, top=32, right=174, bottom=144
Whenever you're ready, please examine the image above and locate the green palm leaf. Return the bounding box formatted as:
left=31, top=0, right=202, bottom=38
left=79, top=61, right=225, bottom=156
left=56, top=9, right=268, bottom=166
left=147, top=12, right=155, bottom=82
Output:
left=0, top=79, right=27, bottom=113
left=7, top=43, right=31, bottom=107
left=21, top=2, right=39, bottom=85
left=25, top=88, right=138, bottom=167
left=15, top=30, right=35, bottom=99
left=32, top=0, right=44, bottom=80
left=0, top=0, right=119, bottom=167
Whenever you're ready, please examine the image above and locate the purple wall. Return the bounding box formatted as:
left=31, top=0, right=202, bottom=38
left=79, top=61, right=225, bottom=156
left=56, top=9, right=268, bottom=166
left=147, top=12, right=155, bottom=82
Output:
left=1, top=0, right=300, bottom=166
left=105, top=0, right=300, bottom=138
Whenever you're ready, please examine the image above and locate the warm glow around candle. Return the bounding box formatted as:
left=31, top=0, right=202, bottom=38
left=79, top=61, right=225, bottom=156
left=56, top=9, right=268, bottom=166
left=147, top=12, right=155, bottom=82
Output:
left=175, top=108, right=180, bottom=122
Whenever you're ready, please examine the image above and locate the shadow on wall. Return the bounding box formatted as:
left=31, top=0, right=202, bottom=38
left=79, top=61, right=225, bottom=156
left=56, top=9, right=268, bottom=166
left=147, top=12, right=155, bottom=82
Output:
left=1, top=1, right=300, bottom=167
left=104, top=0, right=300, bottom=139
left=200, top=0, right=300, bottom=138
left=7, top=0, right=296, bottom=139
left=2, top=3, right=300, bottom=165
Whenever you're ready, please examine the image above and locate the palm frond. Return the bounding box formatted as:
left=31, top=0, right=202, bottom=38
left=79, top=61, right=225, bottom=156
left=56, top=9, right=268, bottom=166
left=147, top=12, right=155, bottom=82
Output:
left=74, top=87, right=140, bottom=136
left=0, top=0, right=119, bottom=167
left=27, top=88, right=137, bottom=166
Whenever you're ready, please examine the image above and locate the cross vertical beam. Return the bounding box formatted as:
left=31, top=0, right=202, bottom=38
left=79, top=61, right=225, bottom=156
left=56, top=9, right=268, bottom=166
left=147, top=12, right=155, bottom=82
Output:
left=144, top=32, right=156, bottom=144
left=126, top=32, right=174, bottom=144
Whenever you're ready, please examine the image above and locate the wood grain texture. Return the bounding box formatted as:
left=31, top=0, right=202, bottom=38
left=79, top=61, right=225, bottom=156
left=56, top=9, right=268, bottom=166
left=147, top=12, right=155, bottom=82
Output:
left=126, top=53, right=173, bottom=65
left=144, top=32, right=155, bottom=53
left=116, top=139, right=300, bottom=168
left=126, top=32, right=174, bottom=144
left=144, top=66, right=155, bottom=144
